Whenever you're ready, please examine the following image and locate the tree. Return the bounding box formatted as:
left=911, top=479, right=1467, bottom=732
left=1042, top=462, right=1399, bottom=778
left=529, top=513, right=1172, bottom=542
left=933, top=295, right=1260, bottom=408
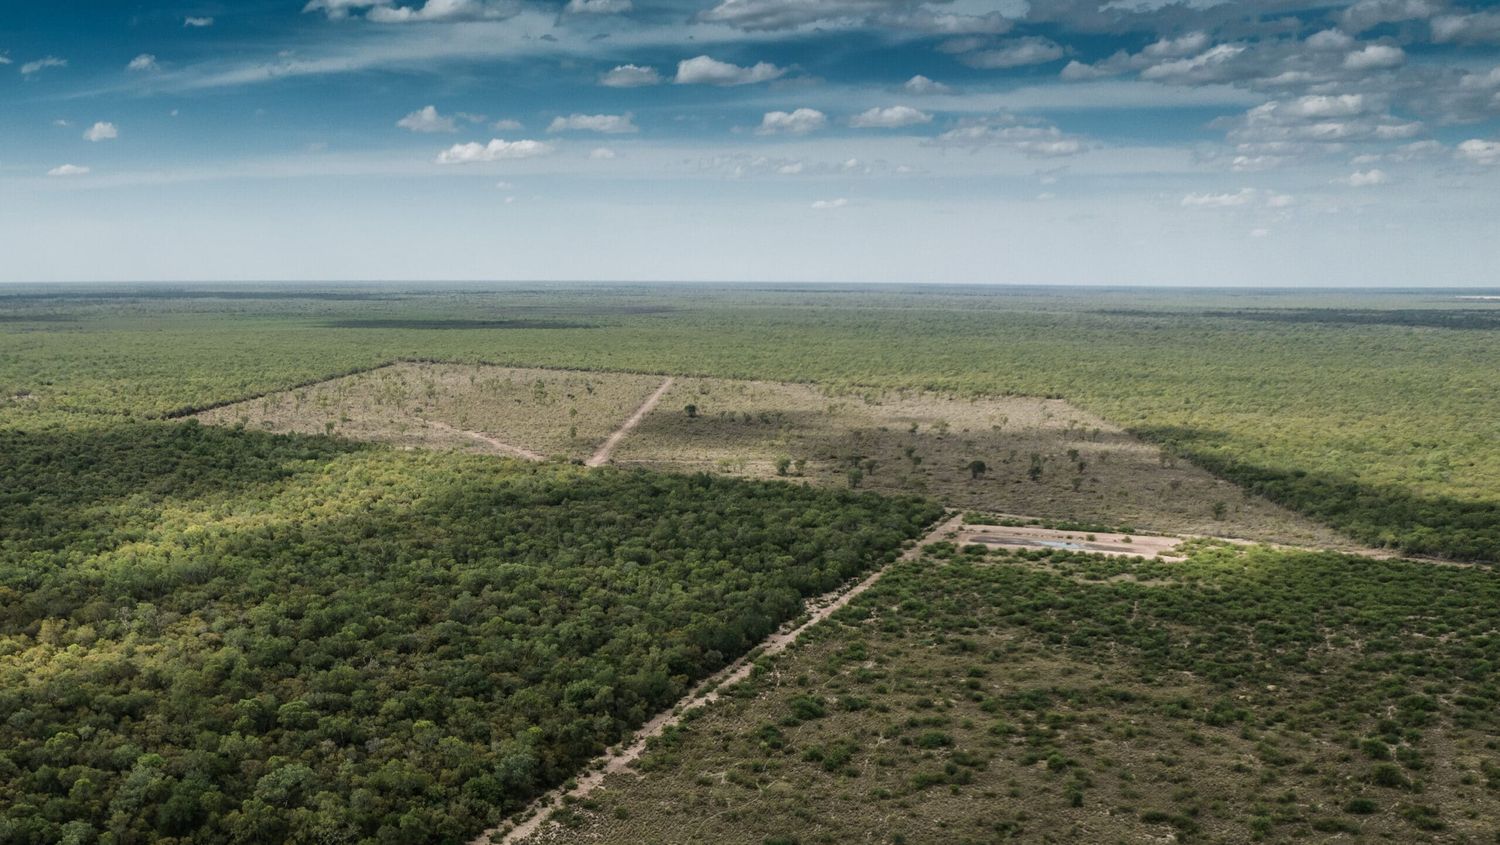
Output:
left=848, top=467, right=864, bottom=488
left=967, top=460, right=987, bottom=480
left=684, top=404, right=698, bottom=418
left=775, top=456, right=791, bottom=476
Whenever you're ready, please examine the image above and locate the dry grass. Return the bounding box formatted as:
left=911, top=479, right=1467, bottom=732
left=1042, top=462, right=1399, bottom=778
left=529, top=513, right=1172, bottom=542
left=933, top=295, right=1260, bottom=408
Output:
left=612, top=377, right=1349, bottom=547
left=196, top=362, right=666, bottom=461
left=198, top=365, right=1352, bottom=547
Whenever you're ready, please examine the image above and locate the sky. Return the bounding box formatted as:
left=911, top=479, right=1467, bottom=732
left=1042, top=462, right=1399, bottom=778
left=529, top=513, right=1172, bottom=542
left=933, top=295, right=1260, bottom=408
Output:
left=2, top=0, right=1499, bottom=285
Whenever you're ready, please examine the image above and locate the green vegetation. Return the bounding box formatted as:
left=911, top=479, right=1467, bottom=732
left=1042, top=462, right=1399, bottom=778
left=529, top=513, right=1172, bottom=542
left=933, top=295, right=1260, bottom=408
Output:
left=0, top=421, right=938, bottom=843
left=3, top=284, right=1495, bottom=559
left=537, top=543, right=1500, bottom=843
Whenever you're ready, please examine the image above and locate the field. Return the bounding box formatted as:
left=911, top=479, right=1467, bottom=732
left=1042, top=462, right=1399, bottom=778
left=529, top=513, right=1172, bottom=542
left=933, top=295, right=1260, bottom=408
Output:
left=195, top=362, right=669, bottom=462
left=3, top=283, right=1500, bottom=844
left=522, top=533, right=1500, bottom=844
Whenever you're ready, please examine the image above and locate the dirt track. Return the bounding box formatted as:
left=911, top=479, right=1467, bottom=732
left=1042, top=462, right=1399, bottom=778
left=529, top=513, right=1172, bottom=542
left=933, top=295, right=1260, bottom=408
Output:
left=424, top=421, right=548, bottom=462
left=586, top=377, right=674, bottom=467
left=959, top=524, right=1185, bottom=560
left=481, top=511, right=963, bottom=845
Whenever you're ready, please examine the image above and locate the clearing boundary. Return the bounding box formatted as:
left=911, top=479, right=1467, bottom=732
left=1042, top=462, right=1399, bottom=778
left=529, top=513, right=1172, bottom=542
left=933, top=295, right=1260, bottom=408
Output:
left=478, top=511, right=965, bottom=845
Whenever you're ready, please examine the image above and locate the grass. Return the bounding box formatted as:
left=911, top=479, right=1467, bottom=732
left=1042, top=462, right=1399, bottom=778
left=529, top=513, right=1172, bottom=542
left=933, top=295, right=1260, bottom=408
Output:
left=196, top=362, right=668, bottom=461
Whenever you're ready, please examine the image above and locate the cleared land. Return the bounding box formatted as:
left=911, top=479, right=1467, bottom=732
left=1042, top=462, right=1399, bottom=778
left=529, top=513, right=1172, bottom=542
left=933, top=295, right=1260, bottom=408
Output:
left=610, top=377, right=1348, bottom=547
left=197, top=365, right=1350, bottom=549
left=195, top=362, right=667, bottom=462
left=958, top=523, right=1185, bottom=561
left=521, top=542, right=1500, bottom=845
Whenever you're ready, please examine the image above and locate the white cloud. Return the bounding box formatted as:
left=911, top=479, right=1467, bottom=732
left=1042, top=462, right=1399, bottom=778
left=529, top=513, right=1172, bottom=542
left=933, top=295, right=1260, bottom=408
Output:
left=396, top=105, right=457, bottom=133
left=47, top=164, right=90, bottom=177
left=183, top=16, right=214, bottom=27
left=934, top=115, right=1086, bottom=157
left=1431, top=11, right=1500, bottom=44
left=600, top=64, right=661, bottom=87
left=961, top=37, right=1064, bottom=70
left=83, top=122, right=119, bottom=142
left=902, top=74, right=950, bottom=95
left=1140, top=44, right=1243, bottom=83
left=547, top=113, right=638, bottom=133
left=435, top=138, right=554, bottom=164
left=850, top=105, right=932, bottom=129
left=778, top=161, right=804, bottom=174
left=810, top=198, right=848, bottom=209
left=0, top=52, right=10, bottom=66
left=1456, top=139, right=1500, bottom=165
left=1142, top=32, right=1210, bottom=59
left=1340, top=168, right=1389, bottom=186
left=758, top=108, right=827, bottom=134
left=1060, top=60, right=1109, bottom=81
left=1343, top=44, right=1404, bottom=71
left=675, top=55, right=784, bottom=86
left=366, top=0, right=519, bottom=23
left=564, top=0, right=631, bottom=13
left=303, top=0, right=386, bottom=19
left=1341, top=0, right=1437, bottom=32
left=127, top=54, right=159, bottom=72
left=1181, top=189, right=1255, bottom=208
left=20, top=56, right=67, bottom=76
left=589, top=147, right=617, bottom=160
left=492, top=118, right=523, bottom=131
left=1305, top=30, right=1354, bottom=51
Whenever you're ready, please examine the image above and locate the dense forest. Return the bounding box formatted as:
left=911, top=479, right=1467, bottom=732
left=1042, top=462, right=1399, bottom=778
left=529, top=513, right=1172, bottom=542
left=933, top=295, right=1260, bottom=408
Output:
left=2, top=284, right=1495, bottom=560
left=0, top=421, right=939, bottom=844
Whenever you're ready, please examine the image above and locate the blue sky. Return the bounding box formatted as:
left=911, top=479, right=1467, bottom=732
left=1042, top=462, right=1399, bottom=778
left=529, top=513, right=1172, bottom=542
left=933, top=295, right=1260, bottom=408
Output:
left=2, top=0, right=1499, bottom=284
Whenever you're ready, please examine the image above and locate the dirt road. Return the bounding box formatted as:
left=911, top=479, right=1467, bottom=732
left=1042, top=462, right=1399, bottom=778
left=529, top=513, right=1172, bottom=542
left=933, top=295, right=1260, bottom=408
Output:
left=585, top=377, right=674, bottom=467
left=479, top=511, right=963, bottom=845
left=424, top=420, right=548, bottom=462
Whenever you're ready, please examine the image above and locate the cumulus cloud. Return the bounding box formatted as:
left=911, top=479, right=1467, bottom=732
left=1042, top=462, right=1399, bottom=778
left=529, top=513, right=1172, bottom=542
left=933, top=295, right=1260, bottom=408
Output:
left=20, top=56, right=67, bottom=76
left=0, top=52, right=10, bottom=66
left=435, top=138, right=553, bottom=163
left=1343, top=44, right=1404, bottom=71
left=47, top=164, right=90, bottom=176
left=492, top=118, right=523, bottom=131
left=960, top=37, right=1064, bottom=70
left=397, top=105, right=457, bottom=133
left=127, top=54, right=158, bottom=72
left=183, top=16, right=214, bottom=27
left=902, top=74, right=950, bottom=95
left=1304, top=29, right=1354, bottom=51
left=303, top=0, right=386, bottom=18
left=850, top=105, right=932, bottom=129
left=564, top=0, right=631, bottom=13
left=1340, top=0, right=1437, bottom=32
left=810, top=198, right=848, bottom=209
left=83, top=121, right=118, bottom=142
left=758, top=108, right=826, bottom=134
left=697, top=0, right=1007, bottom=34
left=309, top=0, right=519, bottom=23
left=1182, top=188, right=1294, bottom=209
left=1181, top=189, right=1256, bottom=208
left=934, top=114, right=1086, bottom=157
left=675, top=55, right=784, bottom=86
left=1431, top=11, right=1500, bottom=44
left=1457, top=138, right=1500, bottom=165
left=1140, top=44, right=1245, bottom=83
left=600, top=64, right=661, bottom=87
left=547, top=113, right=637, bottom=133
left=589, top=147, right=617, bottom=159
left=1340, top=168, right=1389, bottom=186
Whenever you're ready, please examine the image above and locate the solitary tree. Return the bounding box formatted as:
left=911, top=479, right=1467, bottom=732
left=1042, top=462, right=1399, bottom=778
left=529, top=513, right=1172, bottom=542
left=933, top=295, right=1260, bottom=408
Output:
left=775, top=456, right=791, bottom=476
left=684, top=404, right=698, bottom=418
left=848, top=467, right=864, bottom=488
left=967, top=460, right=988, bottom=480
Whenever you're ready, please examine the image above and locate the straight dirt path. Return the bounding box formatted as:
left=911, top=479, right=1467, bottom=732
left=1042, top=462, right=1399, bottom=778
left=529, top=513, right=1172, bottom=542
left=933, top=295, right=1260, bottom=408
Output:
left=585, top=376, right=674, bottom=467
left=477, top=511, right=964, bottom=845
left=424, top=420, right=548, bottom=462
